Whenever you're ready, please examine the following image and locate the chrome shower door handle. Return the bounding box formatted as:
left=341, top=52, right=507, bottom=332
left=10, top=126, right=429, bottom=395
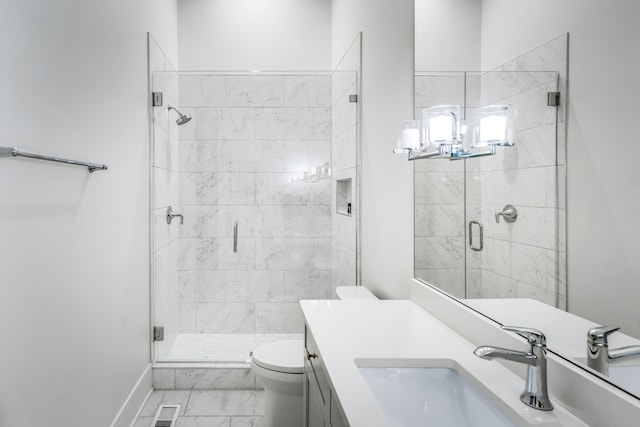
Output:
left=233, top=222, right=238, bottom=253
left=469, top=220, right=483, bottom=251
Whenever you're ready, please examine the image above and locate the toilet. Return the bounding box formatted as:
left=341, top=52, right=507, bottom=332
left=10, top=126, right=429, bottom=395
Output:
left=250, top=286, right=378, bottom=427
left=251, top=339, right=304, bottom=427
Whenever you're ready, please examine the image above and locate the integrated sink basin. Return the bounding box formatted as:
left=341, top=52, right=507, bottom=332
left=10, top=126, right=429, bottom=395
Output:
left=574, top=357, right=640, bottom=397
left=608, top=366, right=640, bottom=396
left=356, top=359, right=521, bottom=427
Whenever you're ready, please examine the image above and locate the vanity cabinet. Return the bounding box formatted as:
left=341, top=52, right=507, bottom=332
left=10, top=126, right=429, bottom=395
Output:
left=303, top=325, right=349, bottom=427
left=329, top=393, right=349, bottom=427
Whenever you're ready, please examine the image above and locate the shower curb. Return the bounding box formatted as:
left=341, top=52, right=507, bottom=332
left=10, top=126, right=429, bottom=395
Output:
left=152, top=364, right=263, bottom=391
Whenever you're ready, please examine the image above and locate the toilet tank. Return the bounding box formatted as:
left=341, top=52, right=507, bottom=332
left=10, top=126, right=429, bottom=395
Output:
left=335, top=286, right=378, bottom=300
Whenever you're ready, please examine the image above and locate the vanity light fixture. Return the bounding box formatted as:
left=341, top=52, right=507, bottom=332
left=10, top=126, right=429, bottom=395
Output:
left=394, top=104, right=516, bottom=161
left=473, top=105, right=516, bottom=148
left=396, top=120, right=421, bottom=151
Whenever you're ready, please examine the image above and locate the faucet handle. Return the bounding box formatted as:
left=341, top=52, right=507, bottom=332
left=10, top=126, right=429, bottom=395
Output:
left=588, top=325, right=620, bottom=346
left=166, top=205, right=184, bottom=225
left=502, top=325, right=547, bottom=347
left=495, top=204, right=518, bottom=223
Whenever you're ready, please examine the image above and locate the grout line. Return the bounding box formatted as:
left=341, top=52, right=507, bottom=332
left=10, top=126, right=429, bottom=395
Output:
left=183, top=390, right=193, bottom=417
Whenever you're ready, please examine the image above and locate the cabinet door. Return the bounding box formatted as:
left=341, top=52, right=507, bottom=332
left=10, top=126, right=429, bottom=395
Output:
left=330, top=392, right=349, bottom=427
left=306, top=327, right=330, bottom=401
left=305, top=370, right=326, bottom=427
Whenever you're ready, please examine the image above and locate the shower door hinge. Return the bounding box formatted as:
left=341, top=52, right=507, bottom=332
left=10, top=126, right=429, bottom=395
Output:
left=152, top=92, right=164, bottom=107
left=153, top=326, right=164, bottom=342
left=349, top=94, right=358, bottom=103
left=547, top=92, right=560, bottom=106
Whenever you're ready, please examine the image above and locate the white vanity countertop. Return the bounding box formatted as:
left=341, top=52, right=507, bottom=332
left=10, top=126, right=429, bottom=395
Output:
left=300, top=299, right=588, bottom=427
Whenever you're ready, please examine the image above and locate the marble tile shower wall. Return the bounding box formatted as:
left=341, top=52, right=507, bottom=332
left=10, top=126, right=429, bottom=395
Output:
left=176, top=74, right=332, bottom=335
left=150, top=37, right=182, bottom=359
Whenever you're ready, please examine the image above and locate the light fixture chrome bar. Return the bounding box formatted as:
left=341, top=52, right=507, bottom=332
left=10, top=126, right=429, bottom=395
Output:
left=449, top=146, right=497, bottom=161
left=406, top=145, right=451, bottom=161
left=0, top=146, right=108, bottom=172
left=408, top=149, right=444, bottom=161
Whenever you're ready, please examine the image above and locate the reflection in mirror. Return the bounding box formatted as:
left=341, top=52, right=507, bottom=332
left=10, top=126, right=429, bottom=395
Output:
left=415, top=42, right=566, bottom=309
left=414, top=29, right=640, bottom=399
left=466, top=297, right=640, bottom=398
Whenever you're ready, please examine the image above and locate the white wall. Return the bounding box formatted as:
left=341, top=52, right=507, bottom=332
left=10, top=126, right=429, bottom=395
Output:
left=0, top=1, right=178, bottom=426
left=178, top=0, right=331, bottom=71
left=332, top=0, right=415, bottom=299
left=480, top=0, right=640, bottom=336
left=415, top=0, right=481, bottom=71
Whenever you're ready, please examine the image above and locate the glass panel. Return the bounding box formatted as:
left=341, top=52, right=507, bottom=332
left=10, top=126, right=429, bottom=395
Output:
left=149, top=33, right=181, bottom=361
left=331, top=33, right=362, bottom=290
left=414, top=73, right=466, bottom=298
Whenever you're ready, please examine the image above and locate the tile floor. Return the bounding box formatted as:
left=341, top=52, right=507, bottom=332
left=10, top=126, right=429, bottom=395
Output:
left=133, top=390, right=263, bottom=427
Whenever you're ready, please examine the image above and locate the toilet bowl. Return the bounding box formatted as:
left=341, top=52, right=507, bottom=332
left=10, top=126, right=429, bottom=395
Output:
left=251, top=339, right=304, bottom=427
left=251, top=287, right=378, bottom=426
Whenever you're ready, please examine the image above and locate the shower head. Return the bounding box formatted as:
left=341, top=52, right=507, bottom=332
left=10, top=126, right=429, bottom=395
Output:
left=176, top=114, right=192, bottom=126
left=168, top=105, right=192, bottom=126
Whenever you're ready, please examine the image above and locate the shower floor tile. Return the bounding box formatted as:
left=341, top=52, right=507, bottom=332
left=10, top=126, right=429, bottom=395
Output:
left=163, top=333, right=303, bottom=362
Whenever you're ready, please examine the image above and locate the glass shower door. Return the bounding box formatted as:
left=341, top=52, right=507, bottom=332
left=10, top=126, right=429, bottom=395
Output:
left=414, top=70, right=565, bottom=308
left=464, top=71, right=563, bottom=307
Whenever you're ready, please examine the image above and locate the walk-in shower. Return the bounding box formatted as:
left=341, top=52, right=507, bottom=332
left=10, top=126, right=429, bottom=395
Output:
left=148, top=34, right=362, bottom=364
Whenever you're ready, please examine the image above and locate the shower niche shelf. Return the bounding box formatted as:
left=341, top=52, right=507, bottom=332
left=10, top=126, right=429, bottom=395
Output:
left=336, top=178, right=352, bottom=217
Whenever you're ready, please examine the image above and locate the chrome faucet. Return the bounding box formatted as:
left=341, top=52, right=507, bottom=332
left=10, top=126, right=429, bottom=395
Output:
left=587, top=325, right=640, bottom=375
left=166, top=205, right=184, bottom=225
left=474, top=325, right=553, bottom=411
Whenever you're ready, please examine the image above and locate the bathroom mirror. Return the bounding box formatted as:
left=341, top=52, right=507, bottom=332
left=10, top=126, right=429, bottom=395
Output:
left=414, top=1, right=640, bottom=399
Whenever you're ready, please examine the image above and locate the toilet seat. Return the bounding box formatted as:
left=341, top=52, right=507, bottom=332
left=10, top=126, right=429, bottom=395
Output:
left=252, top=339, right=304, bottom=374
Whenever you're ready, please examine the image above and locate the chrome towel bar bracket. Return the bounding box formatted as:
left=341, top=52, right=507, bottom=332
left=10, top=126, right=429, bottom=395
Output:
left=0, top=146, right=108, bottom=172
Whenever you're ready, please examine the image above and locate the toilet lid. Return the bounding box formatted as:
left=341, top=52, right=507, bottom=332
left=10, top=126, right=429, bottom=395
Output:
left=252, top=339, right=304, bottom=374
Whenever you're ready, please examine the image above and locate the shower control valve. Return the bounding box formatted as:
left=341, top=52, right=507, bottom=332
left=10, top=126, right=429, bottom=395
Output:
left=495, top=204, right=518, bottom=223
left=166, top=206, right=184, bottom=225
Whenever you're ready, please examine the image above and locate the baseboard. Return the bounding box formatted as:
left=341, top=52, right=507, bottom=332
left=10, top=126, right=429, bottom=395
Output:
left=110, top=364, right=153, bottom=427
